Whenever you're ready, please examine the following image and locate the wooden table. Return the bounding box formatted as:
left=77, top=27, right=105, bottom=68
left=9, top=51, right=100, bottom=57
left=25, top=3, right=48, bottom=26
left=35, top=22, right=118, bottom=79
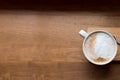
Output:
left=0, top=10, right=120, bottom=80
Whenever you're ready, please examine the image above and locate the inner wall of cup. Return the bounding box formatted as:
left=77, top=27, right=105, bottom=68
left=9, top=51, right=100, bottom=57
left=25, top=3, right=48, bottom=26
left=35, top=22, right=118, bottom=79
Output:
left=83, top=31, right=117, bottom=65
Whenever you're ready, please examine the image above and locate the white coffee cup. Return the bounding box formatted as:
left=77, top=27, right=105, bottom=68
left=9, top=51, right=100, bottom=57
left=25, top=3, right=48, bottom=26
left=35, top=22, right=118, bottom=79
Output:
left=79, top=30, right=118, bottom=65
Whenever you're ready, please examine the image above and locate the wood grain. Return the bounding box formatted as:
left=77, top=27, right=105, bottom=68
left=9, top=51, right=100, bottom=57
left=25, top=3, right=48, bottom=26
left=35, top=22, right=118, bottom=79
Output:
left=0, top=11, right=119, bottom=80
left=0, top=11, right=86, bottom=63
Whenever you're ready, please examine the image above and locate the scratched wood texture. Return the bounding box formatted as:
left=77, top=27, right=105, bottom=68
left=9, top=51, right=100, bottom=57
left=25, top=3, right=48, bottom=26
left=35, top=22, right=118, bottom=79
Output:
left=0, top=11, right=120, bottom=80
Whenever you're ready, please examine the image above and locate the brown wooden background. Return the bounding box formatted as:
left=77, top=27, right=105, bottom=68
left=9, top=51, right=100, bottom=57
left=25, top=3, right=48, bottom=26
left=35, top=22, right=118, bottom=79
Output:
left=0, top=0, right=119, bottom=80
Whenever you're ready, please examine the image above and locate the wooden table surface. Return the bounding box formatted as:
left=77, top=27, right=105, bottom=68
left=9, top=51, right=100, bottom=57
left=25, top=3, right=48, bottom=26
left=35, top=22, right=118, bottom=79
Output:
left=0, top=10, right=120, bottom=80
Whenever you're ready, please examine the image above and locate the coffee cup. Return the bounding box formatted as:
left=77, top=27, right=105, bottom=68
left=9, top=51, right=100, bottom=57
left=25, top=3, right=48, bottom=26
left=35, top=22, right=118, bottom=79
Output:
left=79, top=30, right=118, bottom=65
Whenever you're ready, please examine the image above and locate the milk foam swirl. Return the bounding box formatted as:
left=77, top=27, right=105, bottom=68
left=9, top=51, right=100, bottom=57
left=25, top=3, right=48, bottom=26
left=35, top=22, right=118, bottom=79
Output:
left=85, top=32, right=116, bottom=62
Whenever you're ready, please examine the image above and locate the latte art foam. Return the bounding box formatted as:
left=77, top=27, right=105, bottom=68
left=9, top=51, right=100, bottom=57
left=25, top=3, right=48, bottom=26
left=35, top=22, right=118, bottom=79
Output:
left=84, top=32, right=116, bottom=63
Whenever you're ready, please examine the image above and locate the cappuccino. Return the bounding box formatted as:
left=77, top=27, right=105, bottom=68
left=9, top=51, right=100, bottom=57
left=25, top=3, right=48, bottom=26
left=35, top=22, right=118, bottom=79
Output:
left=84, top=32, right=116, bottom=63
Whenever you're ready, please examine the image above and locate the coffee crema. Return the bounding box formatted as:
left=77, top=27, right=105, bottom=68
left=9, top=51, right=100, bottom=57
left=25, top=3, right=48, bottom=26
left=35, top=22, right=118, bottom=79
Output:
left=93, top=57, right=107, bottom=62
left=84, top=32, right=116, bottom=63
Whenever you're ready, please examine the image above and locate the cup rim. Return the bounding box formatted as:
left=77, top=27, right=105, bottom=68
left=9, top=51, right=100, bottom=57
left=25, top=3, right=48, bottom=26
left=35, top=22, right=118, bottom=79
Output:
left=82, top=30, right=117, bottom=65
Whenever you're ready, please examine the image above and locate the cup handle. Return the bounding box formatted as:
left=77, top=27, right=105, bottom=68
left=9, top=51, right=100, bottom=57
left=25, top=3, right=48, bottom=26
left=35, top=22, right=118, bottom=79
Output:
left=79, top=30, right=89, bottom=38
